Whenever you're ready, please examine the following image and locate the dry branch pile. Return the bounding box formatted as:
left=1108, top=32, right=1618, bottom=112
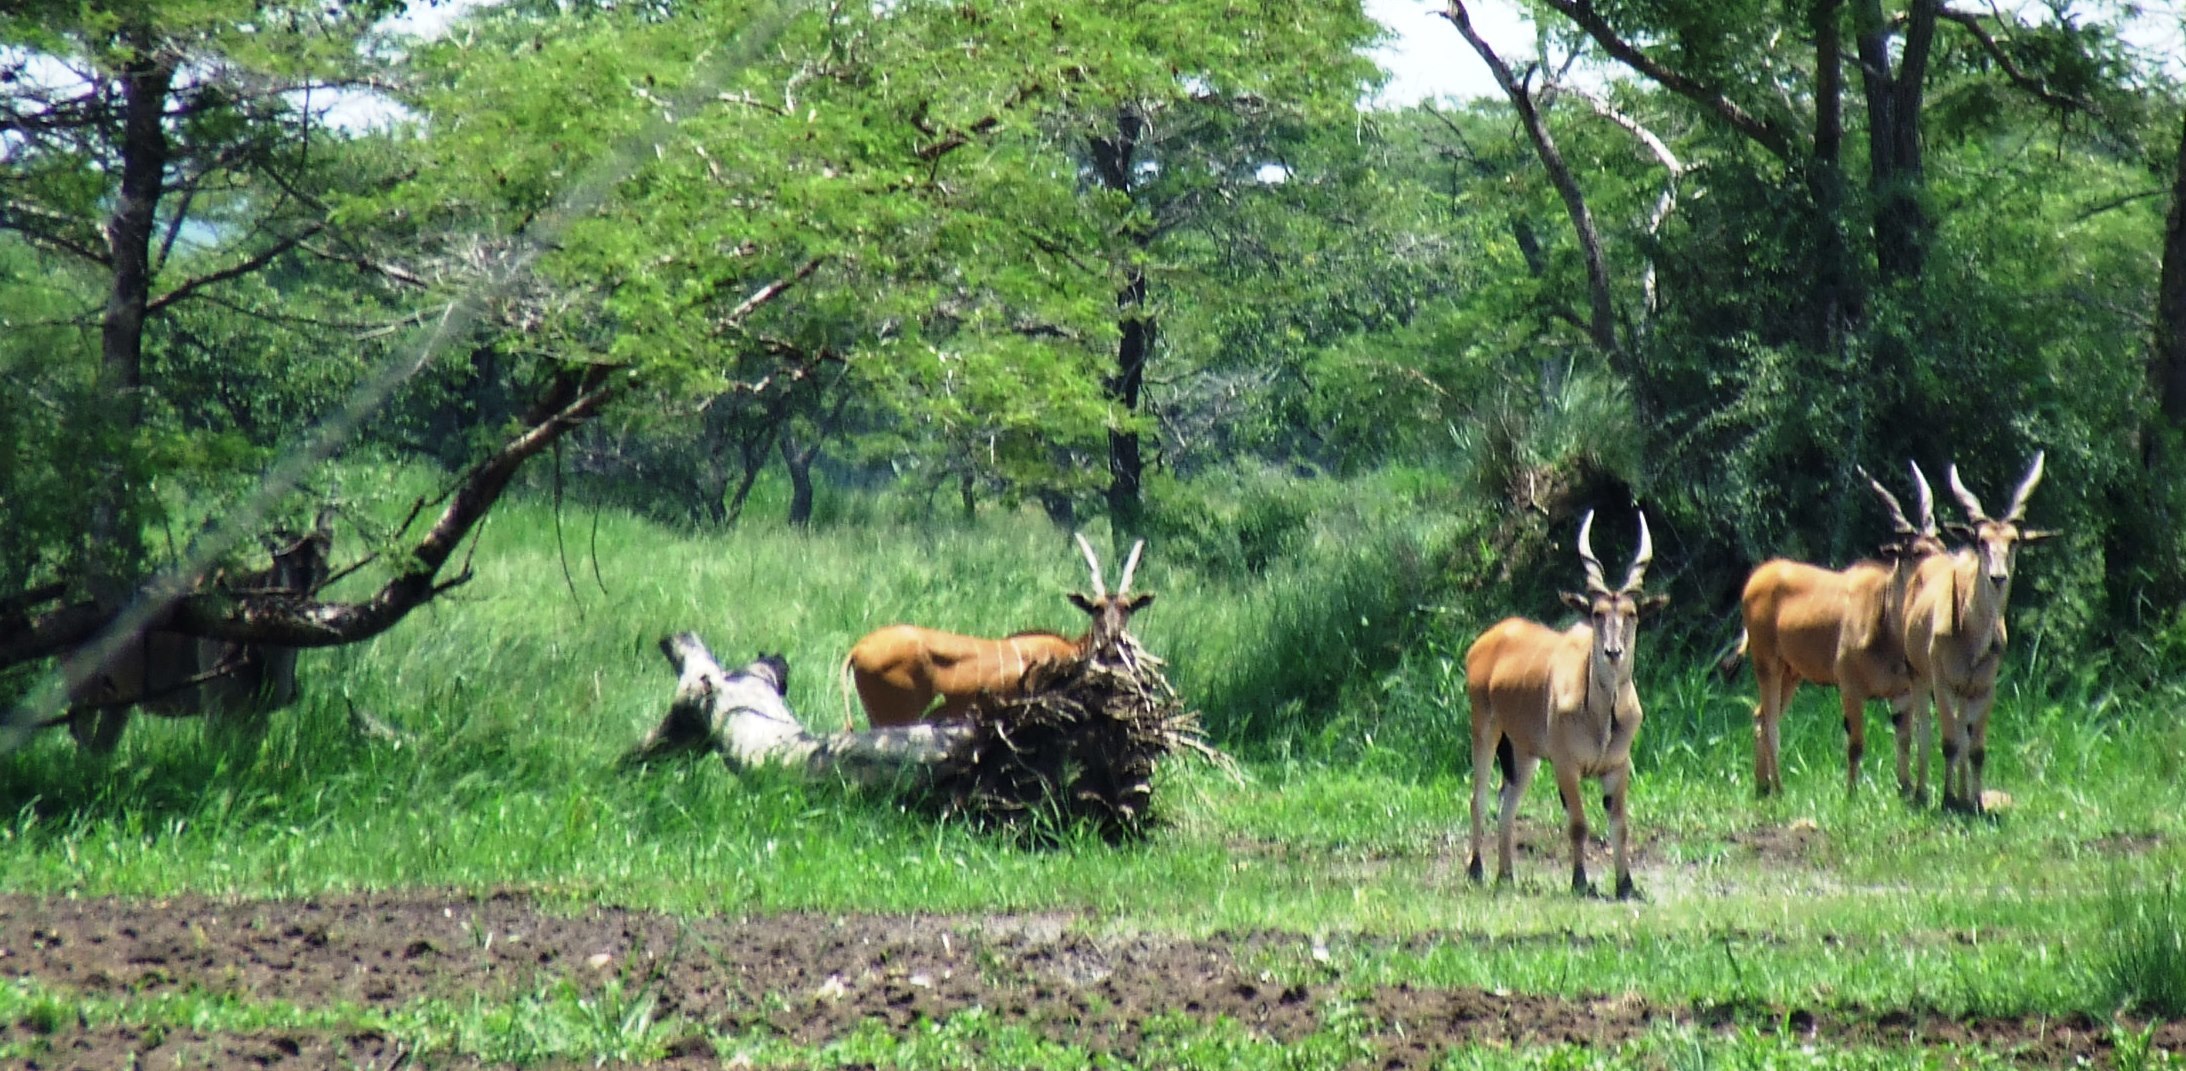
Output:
left=631, top=630, right=1218, bottom=842
left=924, top=629, right=1214, bottom=841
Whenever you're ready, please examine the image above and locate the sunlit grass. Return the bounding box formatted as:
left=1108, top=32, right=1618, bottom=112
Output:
left=1, top=463, right=2181, bottom=1065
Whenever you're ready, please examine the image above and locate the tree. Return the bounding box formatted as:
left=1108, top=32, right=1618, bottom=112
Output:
left=0, top=0, right=840, bottom=743
left=1045, top=3, right=1386, bottom=535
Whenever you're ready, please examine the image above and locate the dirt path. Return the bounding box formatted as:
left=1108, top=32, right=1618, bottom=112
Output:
left=0, top=892, right=2171, bottom=1068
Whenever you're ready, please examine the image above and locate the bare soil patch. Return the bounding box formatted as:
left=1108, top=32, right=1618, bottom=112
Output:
left=1, top=892, right=2173, bottom=1068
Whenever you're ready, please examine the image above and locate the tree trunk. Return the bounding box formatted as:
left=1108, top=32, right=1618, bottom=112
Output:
left=626, top=633, right=971, bottom=783
left=1807, top=0, right=1857, bottom=350
left=2113, top=113, right=2186, bottom=621
left=1854, top=0, right=1936, bottom=286
left=723, top=437, right=767, bottom=526
left=1091, top=106, right=1153, bottom=539
left=1036, top=488, right=1076, bottom=530
left=2154, top=113, right=2186, bottom=432
left=86, top=37, right=176, bottom=605
left=780, top=426, right=817, bottom=527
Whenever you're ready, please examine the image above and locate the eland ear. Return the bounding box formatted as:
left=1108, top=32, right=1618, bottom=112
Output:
left=1944, top=522, right=1978, bottom=541
left=1640, top=593, right=1671, bottom=613
left=1126, top=592, right=1157, bottom=611
left=1068, top=592, right=1097, bottom=613
left=1560, top=591, right=1592, bottom=613
left=2018, top=527, right=2060, bottom=544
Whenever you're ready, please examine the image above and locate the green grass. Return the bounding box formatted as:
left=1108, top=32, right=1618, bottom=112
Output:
left=1, top=465, right=2181, bottom=1065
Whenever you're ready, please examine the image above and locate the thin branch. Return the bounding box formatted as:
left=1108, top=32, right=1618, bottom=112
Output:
left=718, top=256, right=824, bottom=328
left=1938, top=6, right=2095, bottom=113
left=1536, top=0, right=1797, bottom=162
left=1562, top=85, right=1686, bottom=323
left=298, top=239, right=430, bottom=289
left=1441, top=1, right=1619, bottom=357
left=145, top=223, right=325, bottom=314
left=2071, top=187, right=2165, bottom=223
left=187, top=290, right=444, bottom=337
left=0, top=199, right=114, bottom=265
left=153, top=180, right=200, bottom=275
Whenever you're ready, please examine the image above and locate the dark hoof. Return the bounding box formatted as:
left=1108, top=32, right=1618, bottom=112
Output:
left=1467, top=857, right=1485, bottom=885
left=1615, top=876, right=1640, bottom=901
left=1572, top=877, right=1600, bottom=899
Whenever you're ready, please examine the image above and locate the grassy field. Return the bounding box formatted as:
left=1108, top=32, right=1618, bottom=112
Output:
left=2, top=466, right=2182, bottom=1068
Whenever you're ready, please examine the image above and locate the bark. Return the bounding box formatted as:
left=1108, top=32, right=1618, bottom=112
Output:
left=1, top=364, right=623, bottom=680
left=627, top=633, right=970, bottom=784
left=1807, top=0, right=1858, bottom=349
left=1536, top=0, right=1797, bottom=161
left=722, top=430, right=768, bottom=526
left=1855, top=0, right=1937, bottom=284
left=62, top=522, right=333, bottom=752
left=780, top=428, right=817, bottom=527
left=1562, top=87, right=1684, bottom=332
left=1036, top=489, right=1076, bottom=530
left=2113, top=114, right=2186, bottom=619
left=87, top=36, right=177, bottom=603
left=2154, top=113, right=2186, bottom=431
left=1091, top=106, right=1153, bottom=538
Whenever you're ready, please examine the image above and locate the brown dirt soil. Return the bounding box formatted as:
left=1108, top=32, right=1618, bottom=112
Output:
left=2, top=892, right=2177, bottom=1069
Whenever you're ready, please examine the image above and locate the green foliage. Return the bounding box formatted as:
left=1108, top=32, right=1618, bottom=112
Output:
left=2100, top=879, right=2186, bottom=1019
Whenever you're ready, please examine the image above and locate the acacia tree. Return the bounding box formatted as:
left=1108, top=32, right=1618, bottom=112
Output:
left=1042, top=4, right=1386, bottom=535
left=0, top=0, right=836, bottom=742
left=0, top=1, right=403, bottom=594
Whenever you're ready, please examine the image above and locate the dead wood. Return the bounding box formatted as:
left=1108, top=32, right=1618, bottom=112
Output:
left=633, top=630, right=1221, bottom=841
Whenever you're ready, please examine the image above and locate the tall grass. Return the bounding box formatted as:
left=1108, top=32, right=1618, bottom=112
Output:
left=3, top=457, right=2184, bottom=1050
left=2101, top=878, right=2186, bottom=1018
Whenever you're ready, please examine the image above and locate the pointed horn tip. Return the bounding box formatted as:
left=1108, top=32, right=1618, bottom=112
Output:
left=1909, top=459, right=1938, bottom=531
left=1117, top=539, right=1147, bottom=593
left=2007, top=451, right=2047, bottom=521
left=1947, top=461, right=1989, bottom=520
left=1860, top=464, right=1908, bottom=509
left=1072, top=531, right=1108, bottom=596
left=1621, top=512, right=1654, bottom=592
left=1576, top=509, right=1610, bottom=592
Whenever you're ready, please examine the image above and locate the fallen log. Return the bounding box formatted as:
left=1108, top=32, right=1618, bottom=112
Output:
left=627, top=633, right=969, bottom=789
left=630, top=630, right=1217, bottom=840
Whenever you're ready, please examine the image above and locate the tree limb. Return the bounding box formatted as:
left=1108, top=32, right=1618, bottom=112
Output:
left=0, top=364, right=627, bottom=666
left=0, top=198, right=114, bottom=265
left=721, top=257, right=824, bottom=327
left=1442, top=1, right=1619, bottom=357
left=145, top=223, right=327, bottom=314
left=1937, top=6, right=2095, bottom=113
left=1535, top=0, right=1798, bottom=162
